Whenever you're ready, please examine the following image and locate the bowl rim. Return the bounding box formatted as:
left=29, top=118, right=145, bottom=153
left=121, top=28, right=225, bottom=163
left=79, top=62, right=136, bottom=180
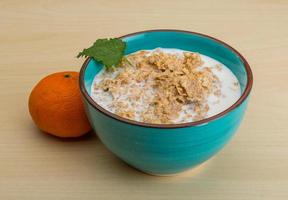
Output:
left=79, top=29, right=253, bottom=129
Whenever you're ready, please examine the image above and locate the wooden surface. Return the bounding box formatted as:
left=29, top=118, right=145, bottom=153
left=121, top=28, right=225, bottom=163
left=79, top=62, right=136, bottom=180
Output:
left=0, top=0, right=288, bottom=199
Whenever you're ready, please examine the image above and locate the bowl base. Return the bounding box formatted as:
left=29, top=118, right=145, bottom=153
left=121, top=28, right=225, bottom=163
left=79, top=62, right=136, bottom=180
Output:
left=138, top=161, right=209, bottom=177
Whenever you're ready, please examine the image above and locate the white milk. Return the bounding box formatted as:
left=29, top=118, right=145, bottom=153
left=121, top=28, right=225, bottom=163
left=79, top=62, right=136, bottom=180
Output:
left=91, top=48, right=241, bottom=123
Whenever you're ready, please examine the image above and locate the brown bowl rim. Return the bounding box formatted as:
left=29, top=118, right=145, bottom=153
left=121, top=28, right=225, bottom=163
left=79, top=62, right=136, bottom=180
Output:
left=79, top=29, right=253, bottom=129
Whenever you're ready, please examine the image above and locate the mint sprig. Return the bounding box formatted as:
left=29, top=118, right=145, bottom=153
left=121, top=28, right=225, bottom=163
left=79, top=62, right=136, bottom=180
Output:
left=77, top=38, right=126, bottom=68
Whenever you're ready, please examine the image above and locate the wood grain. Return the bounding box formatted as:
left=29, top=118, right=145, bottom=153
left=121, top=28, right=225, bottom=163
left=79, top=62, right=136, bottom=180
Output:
left=0, top=0, right=287, bottom=199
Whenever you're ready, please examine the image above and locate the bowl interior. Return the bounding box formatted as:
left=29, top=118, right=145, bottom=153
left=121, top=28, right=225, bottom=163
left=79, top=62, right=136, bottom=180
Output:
left=83, top=30, right=248, bottom=97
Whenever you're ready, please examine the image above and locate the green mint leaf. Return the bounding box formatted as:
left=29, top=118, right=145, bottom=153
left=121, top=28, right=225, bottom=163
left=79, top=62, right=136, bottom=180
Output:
left=77, top=38, right=126, bottom=68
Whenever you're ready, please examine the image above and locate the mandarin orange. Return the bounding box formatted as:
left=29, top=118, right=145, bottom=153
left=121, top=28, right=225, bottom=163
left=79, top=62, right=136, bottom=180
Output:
left=29, top=71, right=91, bottom=138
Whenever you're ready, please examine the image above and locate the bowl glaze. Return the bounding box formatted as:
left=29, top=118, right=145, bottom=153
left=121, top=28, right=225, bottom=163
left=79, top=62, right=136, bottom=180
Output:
left=79, top=30, right=253, bottom=175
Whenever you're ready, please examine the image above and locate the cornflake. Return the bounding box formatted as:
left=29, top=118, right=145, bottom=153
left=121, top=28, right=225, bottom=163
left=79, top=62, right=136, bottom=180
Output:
left=95, top=49, right=221, bottom=123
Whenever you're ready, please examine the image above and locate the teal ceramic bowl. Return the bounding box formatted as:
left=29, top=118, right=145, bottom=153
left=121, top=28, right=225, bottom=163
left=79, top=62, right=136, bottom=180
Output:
left=79, top=30, right=253, bottom=175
